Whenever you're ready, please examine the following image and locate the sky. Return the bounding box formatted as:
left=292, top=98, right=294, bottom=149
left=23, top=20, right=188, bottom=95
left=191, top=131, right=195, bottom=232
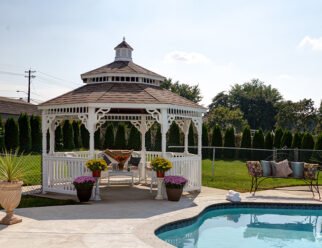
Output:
left=0, top=0, right=321, bottom=107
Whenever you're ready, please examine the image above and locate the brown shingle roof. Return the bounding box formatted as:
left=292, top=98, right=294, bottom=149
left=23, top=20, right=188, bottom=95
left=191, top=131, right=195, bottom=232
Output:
left=81, top=61, right=165, bottom=79
left=114, top=40, right=133, bottom=50
left=39, top=83, right=206, bottom=110
left=0, top=97, right=40, bottom=116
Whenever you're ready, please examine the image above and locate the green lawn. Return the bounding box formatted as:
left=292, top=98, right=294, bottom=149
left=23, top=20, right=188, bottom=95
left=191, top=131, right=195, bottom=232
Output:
left=0, top=195, right=77, bottom=209
left=20, top=155, right=42, bottom=186
left=202, top=159, right=322, bottom=192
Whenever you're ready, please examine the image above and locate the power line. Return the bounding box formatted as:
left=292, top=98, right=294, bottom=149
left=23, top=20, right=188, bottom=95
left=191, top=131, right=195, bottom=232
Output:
left=0, top=70, right=24, bottom=77
left=38, top=70, right=79, bottom=86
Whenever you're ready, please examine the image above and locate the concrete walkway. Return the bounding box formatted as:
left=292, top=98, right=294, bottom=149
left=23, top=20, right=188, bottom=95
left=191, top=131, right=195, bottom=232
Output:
left=0, top=185, right=321, bottom=248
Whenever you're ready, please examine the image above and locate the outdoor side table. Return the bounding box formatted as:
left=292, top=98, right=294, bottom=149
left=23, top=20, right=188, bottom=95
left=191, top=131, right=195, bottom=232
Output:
left=107, top=171, right=134, bottom=186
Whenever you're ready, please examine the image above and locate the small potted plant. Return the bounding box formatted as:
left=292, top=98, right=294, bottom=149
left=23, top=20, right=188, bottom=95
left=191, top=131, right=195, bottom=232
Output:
left=73, top=176, right=96, bottom=202
left=115, top=155, right=129, bottom=170
left=164, top=176, right=187, bottom=201
left=85, top=159, right=108, bottom=177
left=0, top=149, right=30, bottom=225
left=150, top=157, right=172, bottom=178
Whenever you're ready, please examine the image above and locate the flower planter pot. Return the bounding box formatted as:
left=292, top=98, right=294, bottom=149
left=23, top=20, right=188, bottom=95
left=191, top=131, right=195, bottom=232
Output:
left=0, top=181, right=23, bottom=225
left=92, top=170, right=101, bottom=177
left=166, top=187, right=183, bottom=201
left=118, top=161, right=125, bottom=170
left=76, top=188, right=93, bottom=202
left=156, top=171, right=165, bottom=178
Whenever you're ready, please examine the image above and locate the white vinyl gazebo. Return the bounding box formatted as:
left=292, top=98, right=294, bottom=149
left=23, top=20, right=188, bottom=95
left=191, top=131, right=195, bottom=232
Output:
left=38, top=38, right=206, bottom=198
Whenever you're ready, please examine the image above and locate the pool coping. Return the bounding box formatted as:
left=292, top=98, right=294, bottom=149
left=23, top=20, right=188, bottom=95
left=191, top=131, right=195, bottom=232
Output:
left=133, top=199, right=322, bottom=248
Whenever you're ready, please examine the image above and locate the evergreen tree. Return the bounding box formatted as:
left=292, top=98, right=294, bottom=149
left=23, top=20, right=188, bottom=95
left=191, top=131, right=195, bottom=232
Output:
left=211, top=124, right=223, bottom=159
left=301, top=132, right=315, bottom=162
left=18, top=113, right=31, bottom=152
left=188, top=123, right=195, bottom=154
left=281, top=130, right=292, bottom=148
left=30, top=115, right=42, bottom=153
left=240, top=126, right=252, bottom=160
left=55, top=125, right=63, bottom=151
left=252, top=128, right=265, bottom=160
left=4, top=117, right=19, bottom=151
left=291, top=131, right=302, bottom=149
left=0, top=115, right=5, bottom=151
left=80, top=124, right=89, bottom=149
left=264, top=131, right=274, bottom=159
left=115, top=122, right=127, bottom=149
left=273, top=128, right=283, bottom=148
left=145, top=128, right=152, bottom=151
left=223, top=127, right=235, bottom=159
left=103, top=123, right=114, bottom=149
left=72, top=121, right=82, bottom=149
left=154, top=124, right=162, bottom=151
left=128, top=126, right=141, bottom=150
left=168, top=122, right=181, bottom=152
left=202, top=123, right=209, bottom=158
left=94, top=127, right=101, bottom=149
left=313, top=133, right=322, bottom=161
left=62, top=121, right=74, bottom=150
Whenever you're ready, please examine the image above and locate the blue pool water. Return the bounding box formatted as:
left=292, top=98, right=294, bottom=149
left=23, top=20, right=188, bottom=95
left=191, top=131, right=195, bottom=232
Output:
left=157, top=206, right=322, bottom=248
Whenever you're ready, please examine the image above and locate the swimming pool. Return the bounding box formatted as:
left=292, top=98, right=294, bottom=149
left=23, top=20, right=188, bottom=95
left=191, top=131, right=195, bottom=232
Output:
left=156, top=203, right=322, bottom=248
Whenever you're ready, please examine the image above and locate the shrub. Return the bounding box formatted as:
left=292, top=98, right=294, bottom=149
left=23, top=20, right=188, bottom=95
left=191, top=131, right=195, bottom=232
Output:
left=62, top=121, right=75, bottom=150
left=281, top=130, right=292, bottom=148
left=252, top=128, right=265, bottom=160
left=80, top=124, right=89, bottom=149
left=168, top=122, right=181, bottom=152
left=223, top=127, right=235, bottom=159
left=94, top=127, right=101, bottom=149
left=5, top=117, right=19, bottom=151
left=128, top=125, right=141, bottom=150
left=301, top=132, right=315, bottom=162
left=114, top=122, right=126, bottom=149
left=0, top=115, right=5, bottom=151
left=55, top=125, right=63, bottom=151
left=264, top=131, right=274, bottom=159
left=30, top=115, right=42, bottom=153
left=188, top=123, right=196, bottom=154
left=202, top=123, right=209, bottom=158
left=103, top=123, right=114, bottom=149
left=154, top=124, right=161, bottom=151
left=273, top=128, right=283, bottom=148
left=291, top=131, right=302, bottom=149
left=312, top=133, right=322, bottom=161
left=72, top=121, right=82, bottom=149
left=18, top=113, right=31, bottom=153
left=145, top=129, right=152, bottom=151
left=211, top=124, right=223, bottom=159
left=240, top=126, right=252, bottom=160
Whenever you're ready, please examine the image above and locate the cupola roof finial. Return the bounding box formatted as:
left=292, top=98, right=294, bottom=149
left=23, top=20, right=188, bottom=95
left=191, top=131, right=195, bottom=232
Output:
left=123, top=36, right=125, bottom=41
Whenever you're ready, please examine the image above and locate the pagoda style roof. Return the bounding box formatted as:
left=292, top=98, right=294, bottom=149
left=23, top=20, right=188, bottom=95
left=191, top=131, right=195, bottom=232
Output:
left=81, top=61, right=165, bottom=79
left=39, top=83, right=206, bottom=110
left=114, top=40, right=133, bottom=50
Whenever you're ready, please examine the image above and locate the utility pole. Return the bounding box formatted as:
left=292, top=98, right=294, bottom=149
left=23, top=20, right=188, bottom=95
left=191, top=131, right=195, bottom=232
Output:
left=24, top=69, right=36, bottom=103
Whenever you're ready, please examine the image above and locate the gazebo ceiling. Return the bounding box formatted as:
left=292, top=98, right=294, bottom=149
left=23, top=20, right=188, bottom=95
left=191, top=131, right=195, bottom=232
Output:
left=39, top=82, right=206, bottom=110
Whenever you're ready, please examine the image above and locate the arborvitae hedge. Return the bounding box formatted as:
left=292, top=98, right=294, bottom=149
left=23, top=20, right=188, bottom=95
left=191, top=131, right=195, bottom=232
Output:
left=128, top=125, right=141, bottom=150
left=80, top=124, right=89, bottom=149
left=0, top=115, right=5, bottom=151
left=291, top=131, right=302, bottom=149
left=252, top=128, right=265, bottom=160
left=63, top=121, right=75, bottom=150
left=188, top=123, right=196, bottom=154
left=114, top=122, right=127, bottom=149
left=168, top=122, right=181, bottom=152
left=264, top=131, right=274, bottom=159
left=202, top=123, right=209, bottom=158
left=46, top=129, right=50, bottom=153
left=281, top=130, right=292, bottom=148
left=211, top=124, right=223, bottom=159
left=5, top=117, right=19, bottom=151
left=55, top=125, right=63, bottom=151
left=18, top=113, right=31, bottom=153
left=273, top=128, right=283, bottom=148
left=145, top=128, right=152, bottom=151
left=103, top=123, right=114, bottom=149
left=313, top=133, right=322, bottom=161
left=301, top=132, right=315, bottom=162
left=72, top=121, right=82, bottom=149
left=94, top=127, right=101, bottom=149
left=240, top=126, right=252, bottom=160
left=30, top=115, right=42, bottom=153
left=154, top=124, right=161, bottom=151
left=223, top=127, right=235, bottom=159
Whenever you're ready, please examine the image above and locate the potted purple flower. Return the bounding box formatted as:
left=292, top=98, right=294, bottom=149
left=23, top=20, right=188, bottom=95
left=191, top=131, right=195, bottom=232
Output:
left=73, top=176, right=96, bottom=202
left=164, top=176, right=187, bottom=201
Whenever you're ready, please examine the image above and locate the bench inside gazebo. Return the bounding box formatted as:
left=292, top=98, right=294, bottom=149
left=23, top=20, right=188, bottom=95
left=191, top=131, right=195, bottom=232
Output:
left=38, top=38, right=206, bottom=200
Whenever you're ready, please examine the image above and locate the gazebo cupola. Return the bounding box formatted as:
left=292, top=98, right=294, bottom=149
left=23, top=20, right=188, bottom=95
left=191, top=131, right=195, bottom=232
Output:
left=114, top=37, right=133, bottom=62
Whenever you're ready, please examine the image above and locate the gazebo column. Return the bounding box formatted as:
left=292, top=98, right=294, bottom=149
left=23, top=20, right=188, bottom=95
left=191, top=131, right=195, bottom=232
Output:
left=183, top=119, right=191, bottom=154
left=88, top=107, right=96, bottom=158
left=140, top=116, right=147, bottom=183
left=193, top=118, right=202, bottom=156
left=49, top=121, right=55, bottom=155
left=160, top=108, right=169, bottom=158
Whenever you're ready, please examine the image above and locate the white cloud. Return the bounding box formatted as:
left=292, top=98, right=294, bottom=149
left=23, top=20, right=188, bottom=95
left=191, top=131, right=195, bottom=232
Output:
left=163, top=51, right=210, bottom=64
left=298, top=36, right=322, bottom=51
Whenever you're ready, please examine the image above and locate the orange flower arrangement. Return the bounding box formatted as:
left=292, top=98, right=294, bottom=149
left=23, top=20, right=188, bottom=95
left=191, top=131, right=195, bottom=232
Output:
left=115, top=155, right=128, bottom=162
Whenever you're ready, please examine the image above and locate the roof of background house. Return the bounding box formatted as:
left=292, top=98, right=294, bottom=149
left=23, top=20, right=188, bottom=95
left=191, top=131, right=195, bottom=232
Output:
left=0, top=96, right=40, bottom=116
left=39, top=83, right=206, bottom=110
